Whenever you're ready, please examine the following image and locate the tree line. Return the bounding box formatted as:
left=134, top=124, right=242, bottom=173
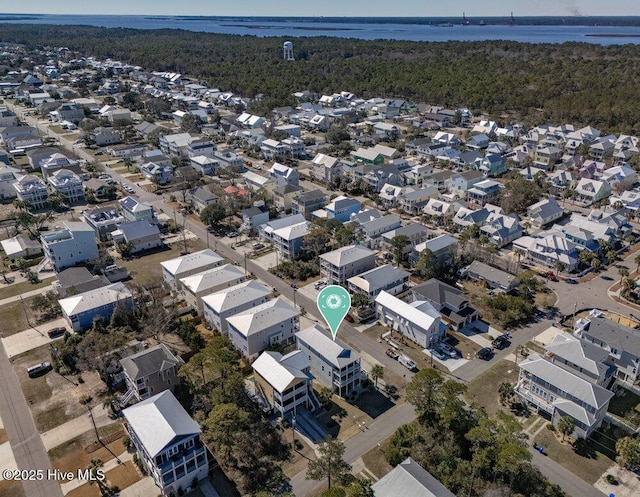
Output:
left=4, top=25, right=640, bottom=132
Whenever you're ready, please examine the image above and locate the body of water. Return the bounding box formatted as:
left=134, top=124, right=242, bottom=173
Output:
left=2, top=14, right=640, bottom=44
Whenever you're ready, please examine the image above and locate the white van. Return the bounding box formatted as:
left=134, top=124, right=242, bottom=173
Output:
left=398, top=355, right=417, bottom=371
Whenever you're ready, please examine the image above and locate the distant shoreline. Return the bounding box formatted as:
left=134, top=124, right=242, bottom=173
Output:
left=586, top=33, right=640, bottom=38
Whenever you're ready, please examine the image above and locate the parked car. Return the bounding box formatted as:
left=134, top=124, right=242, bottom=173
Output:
left=438, top=343, right=459, bottom=358
left=386, top=348, right=399, bottom=360
left=429, top=348, right=447, bottom=361
left=47, top=327, right=66, bottom=339
left=227, top=231, right=239, bottom=238
left=545, top=271, right=559, bottom=282
left=27, top=362, right=52, bottom=378
left=565, top=278, right=578, bottom=285
left=476, top=347, right=493, bottom=360
left=398, top=355, right=418, bottom=371
left=491, top=335, right=510, bottom=350
left=344, top=314, right=354, bottom=323
left=601, top=275, right=614, bottom=281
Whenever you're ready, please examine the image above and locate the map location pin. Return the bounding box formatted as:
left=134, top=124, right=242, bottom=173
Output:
left=317, top=285, right=351, bottom=341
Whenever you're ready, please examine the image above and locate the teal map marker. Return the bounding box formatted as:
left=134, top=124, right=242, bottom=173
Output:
left=317, top=285, right=351, bottom=341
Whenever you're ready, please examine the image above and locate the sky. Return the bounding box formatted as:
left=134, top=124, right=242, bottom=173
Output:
left=2, top=1, right=639, bottom=17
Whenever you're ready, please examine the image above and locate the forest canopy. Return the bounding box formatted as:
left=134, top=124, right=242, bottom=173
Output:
left=3, top=24, right=640, bottom=132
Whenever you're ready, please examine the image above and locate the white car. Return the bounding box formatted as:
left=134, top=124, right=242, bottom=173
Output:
left=438, top=343, right=459, bottom=358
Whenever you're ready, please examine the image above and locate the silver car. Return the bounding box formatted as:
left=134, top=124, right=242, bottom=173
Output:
left=438, top=343, right=459, bottom=358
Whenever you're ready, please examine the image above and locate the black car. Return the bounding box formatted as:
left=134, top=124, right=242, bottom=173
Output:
left=476, top=347, right=493, bottom=360
left=565, top=278, right=578, bottom=285
left=491, top=335, right=510, bottom=350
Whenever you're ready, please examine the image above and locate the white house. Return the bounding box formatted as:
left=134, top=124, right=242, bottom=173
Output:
left=161, top=249, right=223, bottom=290
left=526, top=197, right=564, bottom=228
left=41, top=221, right=99, bottom=272
left=13, top=174, right=48, bottom=209
left=48, top=169, right=85, bottom=203
left=180, top=264, right=246, bottom=314
left=123, top=391, right=208, bottom=496
left=319, top=245, right=376, bottom=284
left=375, top=290, right=443, bottom=348
left=119, top=196, right=156, bottom=223
left=227, top=297, right=299, bottom=359
left=202, top=280, right=271, bottom=334
left=347, top=264, right=411, bottom=302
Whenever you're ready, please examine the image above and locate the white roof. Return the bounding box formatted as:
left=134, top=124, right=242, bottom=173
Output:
left=160, top=249, right=223, bottom=277
left=319, top=244, right=375, bottom=267
left=295, top=324, right=360, bottom=369
left=123, top=391, right=200, bottom=458
left=201, top=279, right=271, bottom=313
left=272, top=221, right=310, bottom=241
left=252, top=350, right=309, bottom=393
left=226, top=297, right=298, bottom=336
left=180, top=264, right=244, bottom=294
left=375, top=290, right=440, bottom=329
left=59, top=282, right=131, bottom=316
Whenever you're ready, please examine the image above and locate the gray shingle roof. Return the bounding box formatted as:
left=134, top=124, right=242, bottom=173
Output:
left=120, top=344, right=184, bottom=381
left=372, top=457, right=455, bottom=497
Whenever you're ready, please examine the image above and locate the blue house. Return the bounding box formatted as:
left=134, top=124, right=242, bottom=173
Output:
left=477, top=154, right=507, bottom=177
left=59, top=282, right=134, bottom=332
left=323, top=196, right=361, bottom=222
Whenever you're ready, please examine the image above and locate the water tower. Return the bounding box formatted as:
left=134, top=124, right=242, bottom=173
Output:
left=283, top=41, right=295, bottom=61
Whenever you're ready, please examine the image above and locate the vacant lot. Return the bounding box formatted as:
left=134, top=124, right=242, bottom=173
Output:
left=465, top=359, right=519, bottom=415
left=49, top=423, right=123, bottom=465
left=0, top=278, right=52, bottom=301
left=608, top=388, right=640, bottom=428
left=0, top=299, right=33, bottom=338
left=361, top=437, right=393, bottom=479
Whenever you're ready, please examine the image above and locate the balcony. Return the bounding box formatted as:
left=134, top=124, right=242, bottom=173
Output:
left=517, top=384, right=553, bottom=415
left=157, top=444, right=205, bottom=473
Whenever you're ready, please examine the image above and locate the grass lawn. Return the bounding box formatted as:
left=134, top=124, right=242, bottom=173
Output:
left=51, top=427, right=125, bottom=474
left=34, top=401, right=73, bottom=432
left=0, top=278, right=52, bottom=301
left=0, top=299, right=32, bottom=338
left=465, top=359, right=519, bottom=416
left=66, top=483, right=100, bottom=497
left=104, top=460, right=140, bottom=492
left=0, top=480, right=26, bottom=497
left=534, top=425, right=617, bottom=484
left=361, top=439, right=393, bottom=479
left=608, top=388, right=640, bottom=428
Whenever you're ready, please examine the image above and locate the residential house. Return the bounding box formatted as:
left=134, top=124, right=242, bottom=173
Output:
left=422, top=199, right=458, bottom=223
left=48, top=169, right=85, bottom=203
left=241, top=206, right=270, bottom=233
left=400, top=187, right=439, bottom=215
left=161, top=249, right=223, bottom=290
left=609, top=190, right=640, bottom=212
left=323, top=196, right=361, bottom=222
left=269, top=162, right=299, bottom=187
left=574, top=178, right=612, bottom=205
left=466, top=134, right=490, bottom=150
left=91, top=127, right=121, bottom=146
left=452, top=204, right=503, bottom=231
left=602, top=165, right=637, bottom=191
left=462, top=260, right=519, bottom=292
left=381, top=223, right=428, bottom=256
left=589, top=139, right=615, bottom=161
left=261, top=139, right=288, bottom=161
left=411, top=234, right=458, bottom=265
left=134, top=121, right=159, bottom=139
left=271, top=218, right=310, bottom=259
left=358, top=214, right=402, bottom=249
left=513, top=231, right=580, bottom=273
left=227, top=297, right=299, bottom=359
left=159, top=132, right=192, bottom=159
left=477, top=154, right=507, bottom=177
left=273, top=184, right=303, bottom=212
left=186, top=139, right=215, bottom=159
left=480, top=212, right=524, bottom=247
left=347, top=264, right=410, bottom=302
left=544, top=332, right=611, bottom=386
left=291, top=190, right=328, bottom=220
left=467, top=179, right=503, bottom=207
left=526, top=197, right=564, bottom=228
left=52, top=267, right=110, bottom=298
left=412, top=279, right=477, bottom=331
left=296, top=324, right=362, bottom=396
left=547, top=170, right=574, bottom=196
left=180, top=264, right=245, bottom=313
left=59, top=282, right=133, bottom=332
left=40, top=153, right=81, bottom=180
left=310, top=153, right=343, bottom=182
left=243, top=170, right=273, bottom=193
left=574, top=314, right=640, bottom=389
left=123, top=391, right=208, bottom=497
left=187, top=187, right=218, bottom=213
left=424, top=170, right=454, bottom=192
left=82, top=207, right=124, bottom=241
left=259, top=214, right=306, bottom=243
left=202, top=280, right=271, bottom=334
left=320, top=245, right=376, bottom=284
left=213, top=150, right=244, bottom=170
left=516, top=353, right=613, bottom=438
left=378, top=184, right=413, bottom=209
left=119, top=196, right=156, bottom=223
left=403, top=164, right=434, bottom=187
left=141, top=162, right=173, bottom=185
left=372, top=457, right=456, bottom=497
left=120, top=344, right=184, bottom=401
left=534, top=145, right=562, bottom=170
left=0, top=234, right=42, bottom=261
left=189, top=155, right=219, bottom=176
left=252, top=350, right=315, bottom=416
left=112, top=220, right=163, bottom=254
left=282, top=136, right=305, bottom=158
left=41, top=221, right=99, bottom=272
left=13, top=174, right=48, bottom=209
left=375, top=290, right=443, bottom=349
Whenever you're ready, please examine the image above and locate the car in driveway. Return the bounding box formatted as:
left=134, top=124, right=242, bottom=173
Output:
left=47, top=327, right=67, bottom=339
left=227, top=231, right=239, bottom=238
left=491, top=335, right=510, bottom=350
left=565, top=278, right=578, bottom=284
left=344, top=314, right=354, bottom=323
left=438, top=343, right=459, bottom=358
left=476, top=347, right=493, bottom=360
left=429, top=348, right=447, bottom=361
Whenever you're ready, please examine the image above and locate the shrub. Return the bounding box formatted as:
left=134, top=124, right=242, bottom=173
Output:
left=605, top=474, right=618, bottom=485
left=546, top=422, right=556, bottom=432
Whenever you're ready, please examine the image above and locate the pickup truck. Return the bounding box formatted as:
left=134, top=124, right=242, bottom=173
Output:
left=386, top=348, right=399, bottom=360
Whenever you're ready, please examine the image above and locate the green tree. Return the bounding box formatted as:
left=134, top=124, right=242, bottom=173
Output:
left=390, top=234, right=411, bottom=267
left=619, top=267, right=630, bottom=285
left=303, top=224, right=332, bottom=258
left=635, top=253, right=640, bottom=273
left=200, top=203, right=227, bottom=228
left=498, top=382, right=515, bottom=406
left=370, top=364, right=384, bottom=389
left=85, top=458, right=110, bottom=496
left=202, top=403, right=250, bottom=466
left=306, top=437, right=352, bottom=490
left=406, top=368, right=444, bottom=423
left=616, top=436, right=640, bottom=470
left=554, top=260, right=565, bottom=276
left=351, top=293, right=370, bottom=310
left=102, top=394, right=121, bottom=415
left=557, top=416, right=575, bottom=441
left=500, top=176, right=543, bottom=214
left=47, top=190, right=67, bottom=211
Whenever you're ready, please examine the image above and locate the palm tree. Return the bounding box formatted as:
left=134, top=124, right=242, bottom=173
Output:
left=613, top=200, right=624, bottom=211
left=370, top=365, right=384, bottom=389
left=86, top=458, right=110, bottom=496
left=554, top=261, right=565, bottom=276
left=622, top=278, right=637, bottom=298
left=557, top=416, right=575, bottom=442
left=498, top=382, right=515, bottom=406
left=513, top=248, right=525, bottom=268
left=619, top=267, right=630, bottom=285
left=102, top=394, right=121, bottom=415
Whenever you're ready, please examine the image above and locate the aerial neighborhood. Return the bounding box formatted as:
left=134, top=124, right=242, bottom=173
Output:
left=2, top=38, right=640, bottom=497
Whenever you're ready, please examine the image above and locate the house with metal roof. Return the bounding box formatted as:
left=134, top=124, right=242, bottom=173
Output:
left=112, top=220, right=163, bottom=254
left=180, top=264, right=245, bottom=314
left=411, top=279, right=477, bottom=331
left=320, top=244, right=376, bottom=284
left=526, top=197, right=564, bottom=228
left=119, top=196, right=156, bottom=223
left=296, top=324, right=361, bottom=396
left=372, top=457, right=455, bottom=497
left=13, top=174, right=48, bottom=209
left=411, top=234, right=458, bottom=266
left=41, top=221, right=99, bottom=272
left=59, top=282, right=133, bottom=332
left=227, top=297, right=299, bottom=359
left=160, top=249, right=223, bottom=290
left=123, top=391, right=208, bottom=496
left=358, top=214, right=402, bottom=249
left=544, top=332, right=611, bottom=386
left=53, top=267, right=110, bottom=298
left=120, top=344, right=184, bottom=402
left=462, top=260, right=519, bottom=292
left=202, top=280, right=271, bottom=335
left=381, top=223, right=428, bottom=255
left=271, top=219, right=310, bottom=260
left=516, top=353, right=614, bottom=438
left=0, top=234, right=42, bottom=261
left=348, top=264, right=410, bottom=302
left=252, top=350, right=316, bottom=416
left=375, top=290, right=443, bottom=349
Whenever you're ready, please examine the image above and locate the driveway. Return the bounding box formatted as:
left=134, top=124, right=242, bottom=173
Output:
left=1, top=317, right=69, bottom=358
left=41, top=404, right=114, bottom=451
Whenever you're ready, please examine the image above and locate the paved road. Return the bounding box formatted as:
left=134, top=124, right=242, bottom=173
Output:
left=290, top=402, right=416, bottom=496
left=0, top=342, right=63, bottom=497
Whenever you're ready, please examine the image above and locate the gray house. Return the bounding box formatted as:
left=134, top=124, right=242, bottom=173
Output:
left=372, top=457, right=455, bottom=497
left=120, top=344, right=184, bottom=402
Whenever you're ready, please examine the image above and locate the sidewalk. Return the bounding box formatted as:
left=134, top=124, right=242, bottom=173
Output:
left=41, top=404, right=116, bottom=451
left=0, top=282, right=55, bottom=308
left=60, top=450, right=133, bottom=494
